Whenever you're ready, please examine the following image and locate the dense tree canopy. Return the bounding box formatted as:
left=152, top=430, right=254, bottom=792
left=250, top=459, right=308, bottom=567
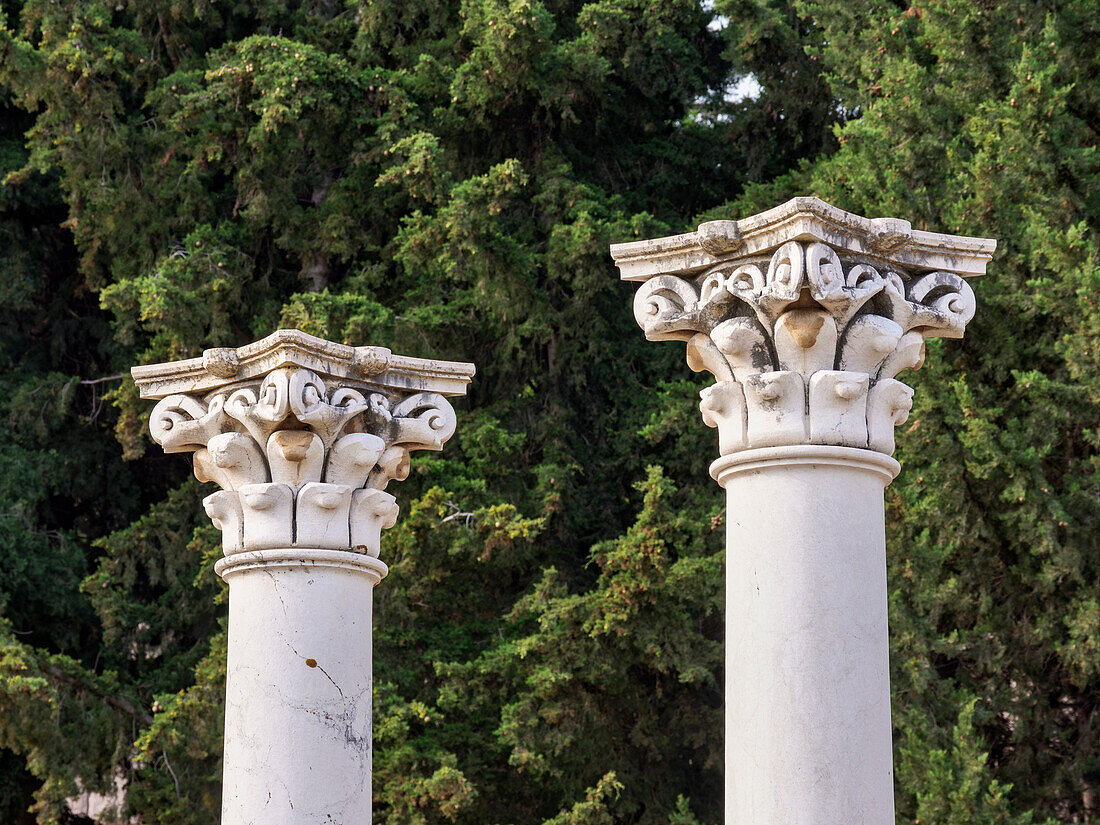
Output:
left=0, top=0, right=1097, bottom=823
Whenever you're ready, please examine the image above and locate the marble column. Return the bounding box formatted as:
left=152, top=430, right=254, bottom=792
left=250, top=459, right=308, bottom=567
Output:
left=132, top=330, right=475, bottom=825
left=611, top=198, right=995, bottom=825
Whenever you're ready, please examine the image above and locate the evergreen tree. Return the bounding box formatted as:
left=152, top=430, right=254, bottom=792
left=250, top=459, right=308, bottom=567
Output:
left=0, top=0, right=1096, bottom=823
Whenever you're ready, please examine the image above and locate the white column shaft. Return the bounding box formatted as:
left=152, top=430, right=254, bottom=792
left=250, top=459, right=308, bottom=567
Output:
left=217, top=550, right=386, bottom=825
left=715, top=447, right=897, bottom=825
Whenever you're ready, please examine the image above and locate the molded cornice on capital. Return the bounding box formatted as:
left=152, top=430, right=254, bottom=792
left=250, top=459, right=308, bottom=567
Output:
left=133, top=330, right=475, bottom=559
left=610, top=196, right=995, bottom=281
left=131, top=328, right=475, bottom=398
left=612, top=198, right=995, bottom=457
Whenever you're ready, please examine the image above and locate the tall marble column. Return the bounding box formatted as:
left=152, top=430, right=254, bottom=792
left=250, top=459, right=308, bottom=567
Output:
left=132, top=330, right=475, bottom=825
left=612, top=198, right=995, bottom=825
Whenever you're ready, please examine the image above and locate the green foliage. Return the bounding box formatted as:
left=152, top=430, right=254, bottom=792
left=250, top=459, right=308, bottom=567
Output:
left=1, top=0, right=1098, bottom=822
left=897, top=698, right=1053, bottom=825
left=540, top=773, right=623, bottom=825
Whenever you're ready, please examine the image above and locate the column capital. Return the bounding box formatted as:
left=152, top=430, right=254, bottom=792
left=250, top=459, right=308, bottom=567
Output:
left=612, top=197, right=995, bottom=457
left=132, top=329, right=475, bottom=559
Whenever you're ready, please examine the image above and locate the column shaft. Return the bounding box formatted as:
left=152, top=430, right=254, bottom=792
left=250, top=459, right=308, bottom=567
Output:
left=715, top=447, right=898, bottom=825
left=217, top=549, right=386, bottom=825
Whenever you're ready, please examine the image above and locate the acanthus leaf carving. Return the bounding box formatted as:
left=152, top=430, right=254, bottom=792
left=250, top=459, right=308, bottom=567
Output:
left=326, top=433, right=387, bottom=488
left=203, top=491, right=243, bottom=554
left=267, top=430, right=324, bottom=489
left=351, top=489, right=400, bottom=556
left=743, top=371, right=806, bottom=447
left=808, top=371, right=869, bottom=447
left=700, top=382, right=748, bottom=454
left=708, top=317, right=770, bottom=383
left=839, top=316, right=904, bottom=376
left=878, top=332, right=926, bottom=381
left=296, top=483, right=353, bottom=548
left=194, top=432, right=268, bottom=491
left=867, top=379, right=915, bottom=455
left=367, top=446, right=411, bottom=491
left=686, top=333, right=735, bottom=382
left=240, top=483, right=294, bottom=550
left=774, top=309, right=837, bottom=375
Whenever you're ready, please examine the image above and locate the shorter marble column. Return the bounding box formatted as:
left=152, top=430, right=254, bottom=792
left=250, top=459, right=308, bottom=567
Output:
left=612, top=198, right=995, bottom=824
left=132, top=330, right=475, bottom=825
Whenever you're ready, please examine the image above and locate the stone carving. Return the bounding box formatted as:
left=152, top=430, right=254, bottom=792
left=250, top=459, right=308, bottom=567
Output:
left=133, top=330, right=474, bottom=556
left=613, top=198, right=995, bottom=457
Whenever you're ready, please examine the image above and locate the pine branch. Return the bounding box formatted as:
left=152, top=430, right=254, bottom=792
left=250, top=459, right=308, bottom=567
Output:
left=46, top=665, right=154, bottom=726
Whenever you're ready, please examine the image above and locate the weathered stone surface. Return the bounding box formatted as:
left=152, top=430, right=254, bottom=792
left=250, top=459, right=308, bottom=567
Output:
left=611, top=196, right=994, bottom=456
left=134, top=328, right=474, bottom=556
left=713, top=447, right=899, bottom=825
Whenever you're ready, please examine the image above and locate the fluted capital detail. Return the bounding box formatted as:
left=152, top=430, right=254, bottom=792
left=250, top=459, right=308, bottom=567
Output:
left=133, top=330, right=475, bottom=557
left=612, top=198, right=995, bottom=457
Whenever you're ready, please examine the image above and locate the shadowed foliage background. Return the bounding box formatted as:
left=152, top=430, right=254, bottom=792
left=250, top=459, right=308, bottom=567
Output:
left=0, top=0, right=1098, bottom=822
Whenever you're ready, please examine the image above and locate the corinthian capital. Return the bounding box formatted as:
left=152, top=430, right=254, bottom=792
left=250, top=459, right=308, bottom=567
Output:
left=612, top=198, right=995, bottom=456
left=132, top=330, right=475, bottom=556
